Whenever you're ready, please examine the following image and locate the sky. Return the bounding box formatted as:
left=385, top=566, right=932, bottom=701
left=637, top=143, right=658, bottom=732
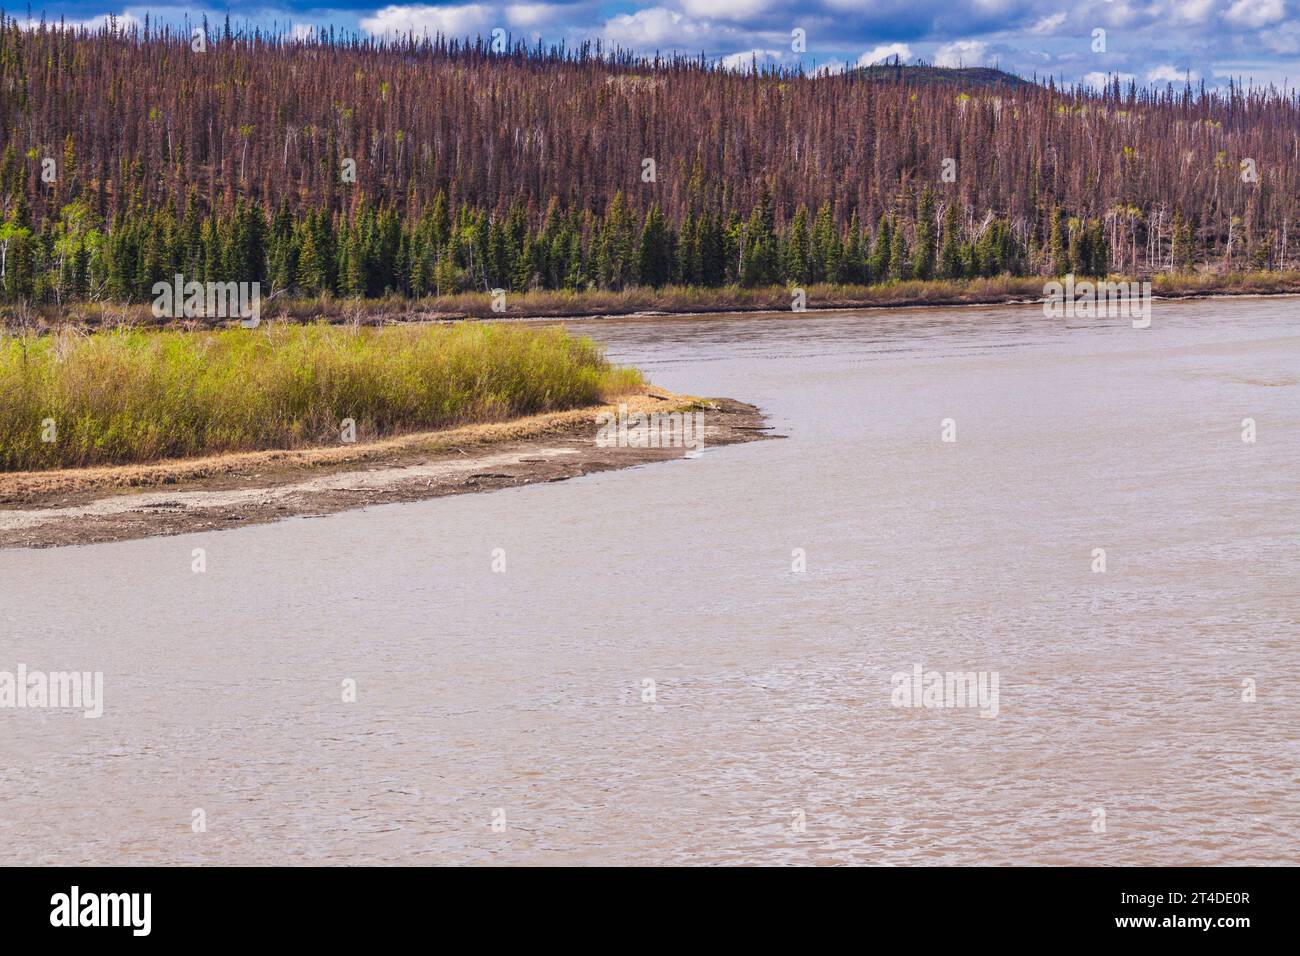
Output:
left=13, top=1, right=1300, bottom=90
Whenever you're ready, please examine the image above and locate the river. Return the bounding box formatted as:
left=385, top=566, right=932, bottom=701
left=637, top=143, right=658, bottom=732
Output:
left=2, top=297, right=1297, bottom=864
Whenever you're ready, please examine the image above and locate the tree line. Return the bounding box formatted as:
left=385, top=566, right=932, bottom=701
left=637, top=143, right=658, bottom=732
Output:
left=0, top=16, right=1294, bottom=304
left=3, top=185, right=1121, bottom=303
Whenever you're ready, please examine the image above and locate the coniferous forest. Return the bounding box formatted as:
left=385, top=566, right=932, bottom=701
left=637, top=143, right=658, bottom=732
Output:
left=1, top=15, right=1298, bottom=306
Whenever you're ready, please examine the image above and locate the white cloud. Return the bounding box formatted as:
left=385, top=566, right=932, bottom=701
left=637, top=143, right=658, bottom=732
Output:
left=1211, top=60, right=1299, bottom=87
left=1149, top=64, right=1196, bottom=83
left=720, top=48, right=788, bottom=71
left=934, top=39, right=989, bottom=67
left=1082, top=70, right=1136, bottom=90
left=681, top=0, right=774, bottom=20
left=1029, top=12, right=1067, bottom=35
left=858, top=43, right=913, bottom=67
left=1172, top=0, right=1217, bottom=23
left=602, top=8, right=712, bottom=48
left=1103, top=1, right=1146, bottom=27
left=360, top=4, right=496, bottom=38
left=1146, top=64, right=1200, bottom=83
left=80, top=13, right=142, bottom=32
left=812, top=58, right=848, bottom=76
left=1224, top=0, right=1286, bottom=28
left=290, top=23, right=320, bottom=42
left=1257, top=20, right=1300, bottom=54
left=506, top=4, right=564, bottom=29
left=20, top=12, right=142, bottom=32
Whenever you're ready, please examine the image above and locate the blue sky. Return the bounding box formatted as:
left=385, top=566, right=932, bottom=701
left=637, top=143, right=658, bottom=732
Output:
left=14, top=1, right=1300, bottom=89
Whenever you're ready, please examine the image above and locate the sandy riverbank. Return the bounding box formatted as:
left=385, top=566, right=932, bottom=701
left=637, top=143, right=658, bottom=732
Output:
left=0, top=390, right=772, bottom=549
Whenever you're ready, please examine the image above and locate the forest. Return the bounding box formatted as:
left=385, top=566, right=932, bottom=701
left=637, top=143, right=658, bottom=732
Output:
left=0, top=15, right=1297, bottom=305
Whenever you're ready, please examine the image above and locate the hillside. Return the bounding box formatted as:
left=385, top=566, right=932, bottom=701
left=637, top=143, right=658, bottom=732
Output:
left=852, top=63, right=1037, bottom=91
left=0, top=17, right=1297, bottom=305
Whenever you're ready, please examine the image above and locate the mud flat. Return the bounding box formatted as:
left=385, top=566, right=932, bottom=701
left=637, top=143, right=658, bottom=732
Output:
left=0, top=391, right=771, bottom=550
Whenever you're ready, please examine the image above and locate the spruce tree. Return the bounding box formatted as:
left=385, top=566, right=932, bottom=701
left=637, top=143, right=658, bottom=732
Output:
left=784, top=206, right=811, bottom=284
left=913, top=188, right=937, bottom=280
left=868, top=216, right=892, bottom=282
left=888, top=224, right=909, bottom=280
left=940, top=203, right=963, bottom=279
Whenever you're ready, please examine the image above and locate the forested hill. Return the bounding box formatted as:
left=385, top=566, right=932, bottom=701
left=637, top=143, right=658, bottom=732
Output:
left=852, top=63, right=1037, bottom=91
left=0, top=17, right=1296, bottom=304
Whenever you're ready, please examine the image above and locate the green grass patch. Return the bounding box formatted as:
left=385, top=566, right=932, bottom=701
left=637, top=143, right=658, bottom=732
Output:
left=0, top=322, right=643, bottom=471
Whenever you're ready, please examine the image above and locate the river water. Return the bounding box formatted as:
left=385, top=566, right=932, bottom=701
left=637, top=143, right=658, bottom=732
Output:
left=2, top=298, right=1297, bottom=865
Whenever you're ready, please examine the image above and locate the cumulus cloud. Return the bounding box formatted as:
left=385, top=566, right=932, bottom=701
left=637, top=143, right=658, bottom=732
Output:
left=81, top=12, right=142, bottom=31
left=720, top=48, right=788, bottom=70
left=602, top=7, right=714, bottom=48
left=1257, top=19, right=1300, bottom=54
left=1171, top=0, right=1217, bottom=23
left=506, top=4, right=566, bottom=29
left=1223, top=0, right=1286, bottom=29
left=1029, top=12, right=1067, bottom=34
left=681, top=0, right=774, bottom=20
left=360, top=4, right=496, bottom=39
left=1099, top=1, right=1145, bottom=28
left=1082, top=70, right=1136, bottom=90
left=1146, top=63, right=1201, bottom=83
left=858, top=43, right=913, bottom=66
left=20, top=12, right=142, bottom=32
left=812, top=58, right=848, bottom=76
left=935, top=39, right=989, bottom=67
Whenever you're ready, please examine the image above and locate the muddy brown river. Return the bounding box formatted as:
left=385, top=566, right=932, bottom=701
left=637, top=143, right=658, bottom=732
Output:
left=2, top=298, right=1297, bottom=864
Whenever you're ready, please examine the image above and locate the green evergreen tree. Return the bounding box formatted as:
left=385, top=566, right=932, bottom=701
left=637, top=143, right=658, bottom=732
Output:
left=811, top=201, right=841, bottom=283
left=888, top=225, right=910, bottom=280
left=839, top=211, right=864, bottom=284
left=1049, top=208, right=1068, bottom=275
left=636, top=203, right=672, bottom=287
left=913, top=188, right=937, bottom=280
left=868, top=216, right=892, bottom=283
left=784, top=206, right=811, bottom=284
left=939, top=202, right=963, bottom=279
left=295, top=223, right=327, bottom=294
left=597, top=192, right=636, bottom=290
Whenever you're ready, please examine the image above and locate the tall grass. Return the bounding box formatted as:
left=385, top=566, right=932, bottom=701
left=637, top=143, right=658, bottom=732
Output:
left=0, top=322, right=643, bottom=471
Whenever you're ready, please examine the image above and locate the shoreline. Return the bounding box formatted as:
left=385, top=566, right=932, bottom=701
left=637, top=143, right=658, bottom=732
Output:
left=0, top=390, right=773, bottom=550
left=7, top=274, right=1300, bottom=331
left=522, top=288, right=1300, bottom=324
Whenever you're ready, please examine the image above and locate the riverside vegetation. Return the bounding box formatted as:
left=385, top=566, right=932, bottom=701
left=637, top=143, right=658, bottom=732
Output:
left=0, top=322, right=643, bottom=471
left=8, top=271, right=1296, bottom=330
